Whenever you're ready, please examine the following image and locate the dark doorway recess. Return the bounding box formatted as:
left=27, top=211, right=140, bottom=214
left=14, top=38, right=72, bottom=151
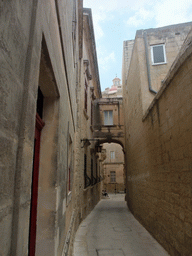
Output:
left=29, top=93, right=44, bottom=256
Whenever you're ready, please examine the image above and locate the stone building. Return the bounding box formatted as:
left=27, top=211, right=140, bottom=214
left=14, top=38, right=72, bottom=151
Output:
left=78, top=7, right=103, bottom=221
left=101, top=78, right=125, bottom=193
left=0, top=2, right=102, bottom=256
left=123, top=22, right=192, bottom=115
left=102, top=143, right=125, bottom=193
left=122, top=22, right=192, bottom=255
left=2, top=2, right=192, bottom=256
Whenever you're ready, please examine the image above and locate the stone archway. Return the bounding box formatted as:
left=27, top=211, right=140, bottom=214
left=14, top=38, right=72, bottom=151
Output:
left=96, top=140, right=125, bottom=194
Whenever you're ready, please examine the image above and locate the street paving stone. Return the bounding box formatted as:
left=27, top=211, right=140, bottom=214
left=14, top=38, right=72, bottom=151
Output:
left=73, top=194, right=169, bottom=256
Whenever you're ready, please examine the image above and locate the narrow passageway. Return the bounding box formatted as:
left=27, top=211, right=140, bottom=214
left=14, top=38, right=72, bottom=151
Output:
left=73, top=194, right=169, bottom=256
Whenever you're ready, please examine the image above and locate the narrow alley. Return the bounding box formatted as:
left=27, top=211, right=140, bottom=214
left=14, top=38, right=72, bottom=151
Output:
left=73, top=194, right=169, bottom=256
left=1, top=2, right=192, bottom=256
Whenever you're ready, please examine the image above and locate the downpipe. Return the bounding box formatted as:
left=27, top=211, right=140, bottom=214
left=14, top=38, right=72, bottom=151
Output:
left=143, top=31, right=157, bottom=94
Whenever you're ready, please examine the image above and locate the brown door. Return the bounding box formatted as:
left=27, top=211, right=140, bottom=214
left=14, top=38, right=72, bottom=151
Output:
left=29, top=114, right=44, bottom=256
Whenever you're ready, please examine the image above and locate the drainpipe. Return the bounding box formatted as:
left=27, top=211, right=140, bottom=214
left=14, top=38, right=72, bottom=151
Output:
left=143, top=31, right=157, bottom=94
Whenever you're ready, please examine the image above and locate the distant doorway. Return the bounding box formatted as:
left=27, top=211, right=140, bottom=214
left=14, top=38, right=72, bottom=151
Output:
left=102, top=142, right=125, bottom=194
left=28, top=36, right=59, bottom=256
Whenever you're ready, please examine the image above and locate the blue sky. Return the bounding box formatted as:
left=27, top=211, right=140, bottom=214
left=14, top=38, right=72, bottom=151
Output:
left=84, top=0, right=192, bottom=91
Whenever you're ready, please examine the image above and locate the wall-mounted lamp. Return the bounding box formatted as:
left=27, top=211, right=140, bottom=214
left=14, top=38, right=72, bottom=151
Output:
left=81, top=138, right=100, bottom=148
left=81, top=139, right=91, bottom=148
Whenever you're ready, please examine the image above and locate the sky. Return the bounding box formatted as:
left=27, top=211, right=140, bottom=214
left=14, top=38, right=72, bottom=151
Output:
left=83, top=0, right=192, bottom=91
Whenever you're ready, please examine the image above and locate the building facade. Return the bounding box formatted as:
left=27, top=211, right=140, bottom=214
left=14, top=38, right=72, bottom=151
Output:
left=0, top=2, right=102, bottom=256
left=122, top=23, right=192, bottom=256
left=122, top=22, right=192, bottom=115
left=101, top=78, right=125, bottom=193
left=102, top=143, right=125, bottom=193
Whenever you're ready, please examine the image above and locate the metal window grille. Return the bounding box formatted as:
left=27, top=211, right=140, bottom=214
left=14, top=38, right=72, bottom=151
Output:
left=84, top=80, right=88, bottom=111
left=91, top=158, right=93, bottom=185
left=84, top=154, right=91, bottom=188
left=91, top=102, right=93, bottom=126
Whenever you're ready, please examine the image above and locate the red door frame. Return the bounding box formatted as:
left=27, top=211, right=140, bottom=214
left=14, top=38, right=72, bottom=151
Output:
left=29, top=113, right=44, bottom=256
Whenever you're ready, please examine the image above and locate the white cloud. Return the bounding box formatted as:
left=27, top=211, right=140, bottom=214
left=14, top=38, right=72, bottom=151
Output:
left=84, top=0, right=155, bottom=39
left=98, top=51, right=116, bottom=71
left=84, top=0, right=131, bottom=12
left=93, top=14, right=105, bottom=40
left=126, top=0, right=192, bottom=29
left=154, top=0, right=192, bottom=27
left=84, top=0, right=143, bottom=40
left=84, top=0, right=192, bottom=90
left=85, top=0, right=192, bottom=29
left=127, top=7, right=152, bottom=27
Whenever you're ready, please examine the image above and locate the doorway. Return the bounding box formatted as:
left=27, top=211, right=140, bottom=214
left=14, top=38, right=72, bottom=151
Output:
left=29, top=89, right=45, bottom=256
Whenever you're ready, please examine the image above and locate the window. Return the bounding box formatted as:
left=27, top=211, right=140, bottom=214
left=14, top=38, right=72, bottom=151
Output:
left=110, top=171, right=116, bottom=183
left=96, top=161, right=98, bottom=182
left=91, top=102, right=93, bottom=126
left=84, top=154, right=91, bottom=188
left=84, top=154, right=87, bottom=188
left=110, top=151, right=115, bottom=160
left=84, top=80, right=88, bottom=111
left=104, top=110, right=113, bottom=125
left=151, top=44, right=166, bottom=65
left=91, top=158, right=93, bottom=185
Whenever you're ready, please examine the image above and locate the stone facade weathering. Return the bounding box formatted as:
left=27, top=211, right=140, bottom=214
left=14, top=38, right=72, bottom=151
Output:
left=1, top=1, right=192, bottom=256
left=122, top=22, right=192, bottom=256
left=102, top=78, right=125, bottom=194
left=0, top=2, right=103, bottom=256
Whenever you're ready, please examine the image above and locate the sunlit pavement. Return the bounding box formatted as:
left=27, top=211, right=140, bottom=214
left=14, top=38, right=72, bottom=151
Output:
left=73, top=194, right=169, bottom=256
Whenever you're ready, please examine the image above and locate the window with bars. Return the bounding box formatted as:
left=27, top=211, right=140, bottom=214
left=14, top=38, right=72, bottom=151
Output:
left=110, top=171, right=116, bottom=183
left=96, top=161, right=98, bottom=182
left=91, top=158, right=93, bottom=185
left=84, top=154, right=87, bottom=188
left=84, top=154, right=91, bottom=188
left=104, top=110, right=113, bottom=125
left=151, top=44, right=166, bottom=65
left=91, top=102, right=93, bottom=126
left=84, top=80, right=88, bottom=111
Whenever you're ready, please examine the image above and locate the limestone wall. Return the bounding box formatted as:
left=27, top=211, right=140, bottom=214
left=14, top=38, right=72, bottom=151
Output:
left=123, top=23, right=192, bottom=115
left=0, top=2, right=101, bottom=256
left=123, top=29, right=192, bottom=255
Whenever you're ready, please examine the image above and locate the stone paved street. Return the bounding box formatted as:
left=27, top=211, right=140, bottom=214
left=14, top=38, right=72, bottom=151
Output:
left=73, top=194, right=169, bottom=256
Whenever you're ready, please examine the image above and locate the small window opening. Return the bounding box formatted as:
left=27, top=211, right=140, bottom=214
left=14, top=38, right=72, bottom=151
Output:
left=104, top=110, right=113, bottom=125
left=110, top=171, right=116, bottom=183
left=110, top=151, right=115, bottom=160
left=151, top=44, right=166, bottom=65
